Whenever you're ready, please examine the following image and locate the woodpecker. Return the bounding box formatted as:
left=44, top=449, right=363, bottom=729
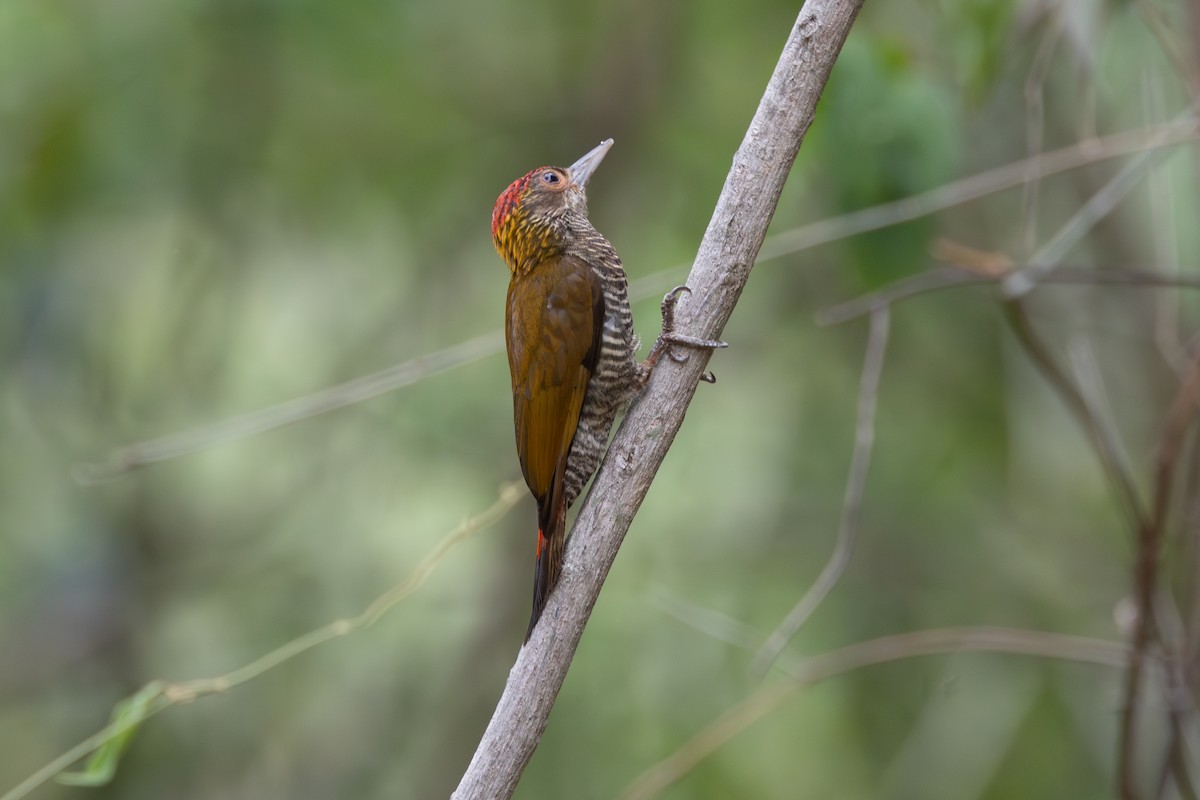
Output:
left=491, top=139, right=725, bottom=641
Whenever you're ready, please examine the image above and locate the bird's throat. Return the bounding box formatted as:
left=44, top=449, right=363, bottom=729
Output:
left=496, top=214, right=567, bottom=276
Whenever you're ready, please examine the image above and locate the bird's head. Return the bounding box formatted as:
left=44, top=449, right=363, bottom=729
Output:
left=491, top=138, right=613, bottom=273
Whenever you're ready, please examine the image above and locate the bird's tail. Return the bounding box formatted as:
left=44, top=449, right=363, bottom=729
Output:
left=525, top=497, right=567, bottom=642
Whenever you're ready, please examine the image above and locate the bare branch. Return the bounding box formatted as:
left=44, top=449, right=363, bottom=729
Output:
left=655, top=593, right=763, bottom=651
left=74, top=332, right=504, bottom=483
left=1004, top=301, right=1148, bottom=530
left=815, top=100, right=1200, bottom=794
left=1003, top=108, right=1198, bottom=298
left=1157, top=661, right=1200, bottom=800
left=619, top=627, right=1131, bottom=800
left=1068, top=337, right=1138, bottom=499
left=755, top=117, right=1199, bottom=270
left=1135, top=0, right=1200, bottom=100
left=818, top=266, right=984, bottom=325
left=1143, top=77, right=1191, bottom=377
left=450, top=3, right=866, bottom=796
left=618, top=682, right=795, bottom=800
left=1120, top=353, right=1200, bottom=799
left=752, top=306, right=889, bottom=675
left=1019, top=17, right=1062, bottom=255
left=817, top=264, right=1200, bottom=327
left=817, top=150, right=1197, bottom=546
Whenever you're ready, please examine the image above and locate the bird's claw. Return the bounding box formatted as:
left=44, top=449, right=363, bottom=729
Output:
left=662, top=284, right=691, bottom=313
left=642, top=285, right=728, bottom=384
left=659, top=285, right=690, bottom=335
left=659, top=285, right=727, bottom=347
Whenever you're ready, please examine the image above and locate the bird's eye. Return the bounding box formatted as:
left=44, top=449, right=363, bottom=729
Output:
left=541, top=171, right=559, bottom=184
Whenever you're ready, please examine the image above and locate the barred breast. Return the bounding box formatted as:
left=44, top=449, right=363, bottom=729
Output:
left=561, top=229, right=640, bottom=507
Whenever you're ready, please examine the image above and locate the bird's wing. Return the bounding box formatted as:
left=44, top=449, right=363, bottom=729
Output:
left=506, top=254, right=605, bottom=502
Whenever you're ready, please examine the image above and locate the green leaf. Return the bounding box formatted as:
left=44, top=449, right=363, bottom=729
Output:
left=56, top=682, right=164, bottom=788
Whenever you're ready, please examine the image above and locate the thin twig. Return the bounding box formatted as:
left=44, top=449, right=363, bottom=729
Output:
left=1003, top=108, right=1197, bottom=298
left=1182, top=402, right=1200, bottom=783
left=816, top=118, right=1196, bottom=794
left=1068, top=337, right=1139, bottom=512
left=818, top=264, right=1200, bottom=327
left=1135, top=0, right=1200, bottom=100
left=1119, top=354, right=1200, bottom=799
left=1155, top=654, right=1200, bottom=800
left=1182, top=431, right=1200, bottom=665
left=1143, top=73, right=1190, bottom=376
left=0, top=484, right=523, bottom=800
left=617, top=627, right=1131, bottom=800
left=1004, top=301, right=1148, bottom=531
left=617, top=681, right=797, bottom=800
left=819, top=261, right=1186, bottom=545
left=74, top=332, right=505, bottom=483
left=752, top=306, right=889, bottom=675
left=826, top=115, right=1185, bottom=536
left=749, top=115, right=1199, bottom=269
left=177, top=482, right=523, bottom=692
left=655, top=593, right=763, bottom=651
left=1020, top=17, right=1061, bottom=256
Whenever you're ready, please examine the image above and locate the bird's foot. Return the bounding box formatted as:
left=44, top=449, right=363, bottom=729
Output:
left=640, top=286, right=728, bottom=384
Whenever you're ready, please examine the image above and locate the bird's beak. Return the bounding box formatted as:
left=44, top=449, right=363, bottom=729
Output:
left=567, top=139, right=614, bottom=188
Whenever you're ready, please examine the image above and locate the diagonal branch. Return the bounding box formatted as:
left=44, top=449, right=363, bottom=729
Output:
left=748, top=114, right=1198, bottom=268
left=751, top=305, right=890, bottom=675
left=1004, top=301, right=1148, bottom=531
left=817, top=264, right=1200, bottom=327
left=1119, top=352, right=1200, bottom=799
left=74, top=332, right=505, bottom=483
left=1003, top=107, right=1198, bottom=298
left=450, top=2, right=865, bottom=797
left=619, top=626, right=1131, bottom=800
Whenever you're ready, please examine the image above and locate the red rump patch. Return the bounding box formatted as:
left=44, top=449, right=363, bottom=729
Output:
left=491, top=169, right=542, bottom=240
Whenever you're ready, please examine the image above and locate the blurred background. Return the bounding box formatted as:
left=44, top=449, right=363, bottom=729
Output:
left=3, top=0, right=1199, bottom=797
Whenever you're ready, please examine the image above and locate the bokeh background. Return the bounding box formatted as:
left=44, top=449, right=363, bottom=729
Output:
left=3, top=0, right=1199, bottom=798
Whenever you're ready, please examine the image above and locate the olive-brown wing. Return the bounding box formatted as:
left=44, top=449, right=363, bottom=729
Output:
left=505, top=254, right=604, bottom=501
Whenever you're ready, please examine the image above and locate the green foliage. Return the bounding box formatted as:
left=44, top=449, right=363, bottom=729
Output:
left=56, top=684, right=164, bottom=788
left=816, top=33, right=962, bottom=284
